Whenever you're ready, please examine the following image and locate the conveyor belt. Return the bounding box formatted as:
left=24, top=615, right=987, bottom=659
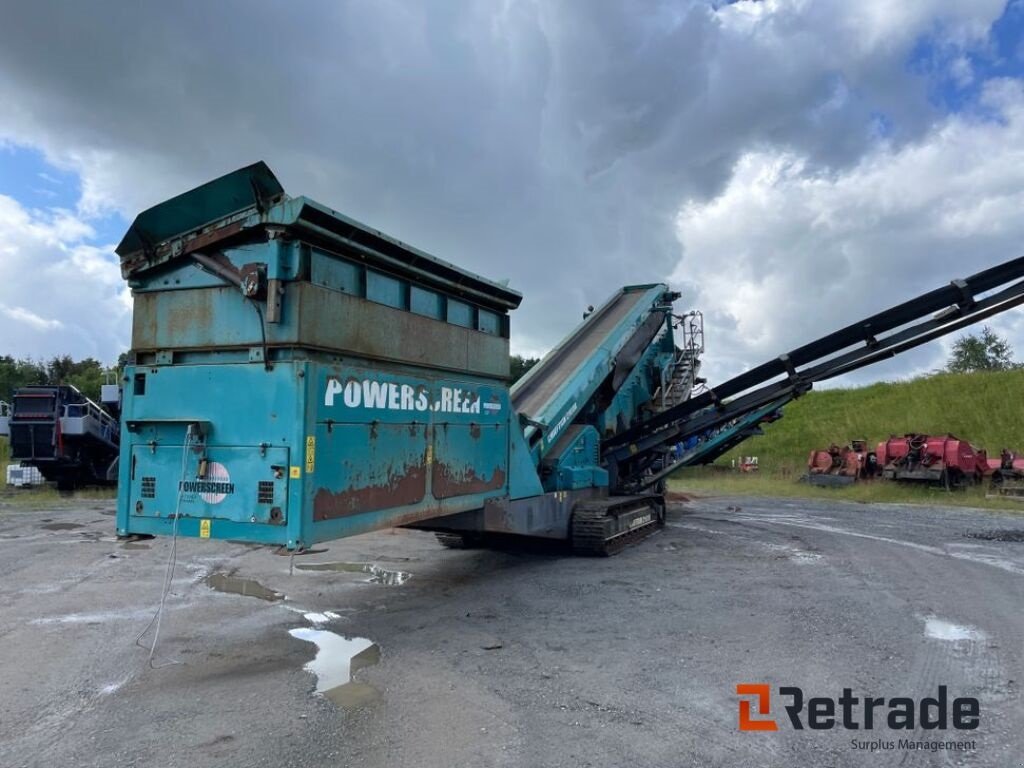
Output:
left=511, top=287, right=653, bottom=420
left=603, top=255, right=1024, bottom=492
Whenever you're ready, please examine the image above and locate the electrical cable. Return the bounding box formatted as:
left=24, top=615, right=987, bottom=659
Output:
left=134, top=424, right=195, bottom=668
left=246, top=297, right=272, bottom=371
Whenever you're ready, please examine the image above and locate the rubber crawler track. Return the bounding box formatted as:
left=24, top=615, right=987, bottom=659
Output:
left=571, top=496, right=664, bottom=556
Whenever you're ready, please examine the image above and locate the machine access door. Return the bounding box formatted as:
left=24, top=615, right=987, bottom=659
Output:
left=129, top=444, right=290, bottom=525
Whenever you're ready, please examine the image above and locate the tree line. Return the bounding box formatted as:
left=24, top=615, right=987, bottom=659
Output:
left=945, top=326, right=1017, bottom=373
left=0, top=328, right=1011, bottom=408
left=0, top=355, right=118, bottom=404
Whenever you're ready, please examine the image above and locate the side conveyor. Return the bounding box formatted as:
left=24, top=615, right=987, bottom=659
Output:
left=511, top=286, right=656, bottom=422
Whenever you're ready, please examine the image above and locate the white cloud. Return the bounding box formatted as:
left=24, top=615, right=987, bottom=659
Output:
left=674, top=78, right=1024, bottom=386
left=0, top=0, right=1016, bottom=377
left=0, top=305, right=64, bottom=331
left=949, top=55, right=975, bottom=88
left=0, top=194, right=130, bottom=362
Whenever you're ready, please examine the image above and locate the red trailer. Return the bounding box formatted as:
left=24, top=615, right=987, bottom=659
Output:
left=878, top=433, right=987, bottom=489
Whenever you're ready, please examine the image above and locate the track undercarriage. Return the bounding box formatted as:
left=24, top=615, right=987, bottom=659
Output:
left=435, top=493, right=666, bottom=556
left=570, top=495, right=665, bottom=556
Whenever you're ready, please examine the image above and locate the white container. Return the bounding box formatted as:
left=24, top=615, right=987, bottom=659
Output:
left=6, top=464, right=44, bottom=487
left=100, top=384, right=121, bottom=406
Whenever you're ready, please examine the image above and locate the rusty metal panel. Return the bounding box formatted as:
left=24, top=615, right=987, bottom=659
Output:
left=312, top=423, right=428, bottom=520
left=310, top=363, right=510, bottom=525
left=131, top=286, right=298, bottom=351
left=130, top=250, right=510, bottom=378
left=296, top=282, right=509, bottom=378
left=432, top=420, right=507, bottom=499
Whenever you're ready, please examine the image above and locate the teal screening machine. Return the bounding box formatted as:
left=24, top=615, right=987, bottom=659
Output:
left=115, top=163, right=1024, bottom=554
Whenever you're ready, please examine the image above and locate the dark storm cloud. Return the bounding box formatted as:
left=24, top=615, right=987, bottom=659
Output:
left=0, top=0, right=1013, bottom=377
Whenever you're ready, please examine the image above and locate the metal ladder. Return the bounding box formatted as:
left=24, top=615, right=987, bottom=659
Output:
left=659, top=311, right=704, bottom=411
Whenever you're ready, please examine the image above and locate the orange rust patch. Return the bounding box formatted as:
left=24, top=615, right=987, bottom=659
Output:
left=313, top=465, right=427, bottom=521
left=432, top=463, right=506, bottom=500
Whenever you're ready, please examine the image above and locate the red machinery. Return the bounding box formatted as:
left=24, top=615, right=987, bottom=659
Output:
left=805, top=439, right=878, bottom=486
left=987, top=449, right=1024, bottom=498
left=878, top=433, right=987, bottom=488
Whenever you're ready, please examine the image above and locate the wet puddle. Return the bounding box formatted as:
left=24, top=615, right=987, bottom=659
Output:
left=40, top=522, right=84, bottom=531
left=289, top=627, right=381, bottom=708
left=295, top=561, right=411, bottom=585
left=302, top=611, right=341, bottom=625
left=924, top=617, right=986, bottom=642
left=205, top=572, right=284, bottom=602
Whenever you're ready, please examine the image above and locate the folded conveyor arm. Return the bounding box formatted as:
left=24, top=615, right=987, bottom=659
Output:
left=510, top=284, right=676, bottom=465
left=603, top=256, right=1024, bottom=492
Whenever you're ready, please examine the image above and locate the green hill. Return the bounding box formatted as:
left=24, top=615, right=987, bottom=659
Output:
left=672, top=369, right=1024, bottom=510
left=712, top=368, right=1024, bottom=475
left=714, top=368, right=1024, bottom=475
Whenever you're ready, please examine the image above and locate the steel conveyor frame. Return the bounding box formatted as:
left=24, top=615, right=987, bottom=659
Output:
left=604, top=256, right=1024, bottom=492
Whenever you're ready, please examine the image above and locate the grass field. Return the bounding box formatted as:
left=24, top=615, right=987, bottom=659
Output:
left=670, top=368, right=1024, bottom=511
left=0, top=486, right=117, bottom=511
left=669, top=467, right=1024, bottom=512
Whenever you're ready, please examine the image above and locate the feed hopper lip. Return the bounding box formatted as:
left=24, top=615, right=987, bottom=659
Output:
left=116, top=161, right=521, bottom=313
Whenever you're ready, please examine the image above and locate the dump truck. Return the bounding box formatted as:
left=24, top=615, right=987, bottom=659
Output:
left=114, top=162, right=1024, bottom=553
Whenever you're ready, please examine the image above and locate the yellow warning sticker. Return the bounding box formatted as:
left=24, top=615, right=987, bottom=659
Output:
left=426, top=444, right=434, bottom=465
left=289, top=465, right=301, bottom=479
left=199, top=519, right=211, bottom=539
left=305, top=436, right=316, bottom=474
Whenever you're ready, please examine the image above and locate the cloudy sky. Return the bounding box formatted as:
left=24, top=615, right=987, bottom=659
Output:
left=1, top=0, right=1023, bottom=387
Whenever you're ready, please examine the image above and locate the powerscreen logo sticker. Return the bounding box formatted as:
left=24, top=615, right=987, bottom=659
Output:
left=178, top=462, right=234, bottom=504
left=324, top=376, right=495, bottom=415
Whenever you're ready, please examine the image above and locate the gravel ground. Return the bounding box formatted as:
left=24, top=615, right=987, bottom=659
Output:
left=0, top=493, right=1022, bottom=768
